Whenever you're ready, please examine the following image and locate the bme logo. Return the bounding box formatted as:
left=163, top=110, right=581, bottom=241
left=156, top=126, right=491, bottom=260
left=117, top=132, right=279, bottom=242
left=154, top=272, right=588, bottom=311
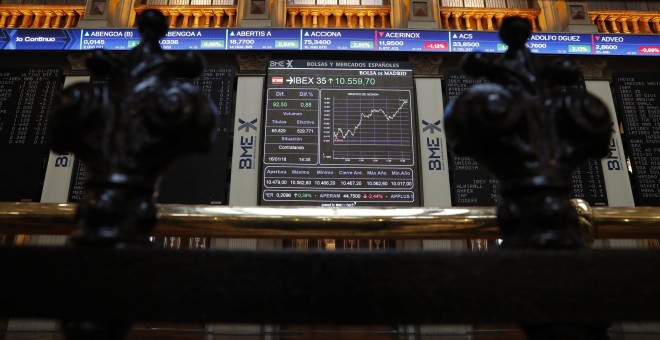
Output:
left=422, top=120, right=444, bottom=170
left=238, top=118, right=258, bottom=169
left=54, top=153, right=70, bottom=167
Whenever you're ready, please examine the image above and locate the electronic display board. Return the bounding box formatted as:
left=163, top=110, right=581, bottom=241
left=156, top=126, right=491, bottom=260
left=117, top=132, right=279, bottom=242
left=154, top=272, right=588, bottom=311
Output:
left=301, top=29, right=375, bottom=51
left=80, top=29, right=138, bottom=50
left=594, top=34, right=660, bottom=56
left=443, top=71, right=498, bottom=206
left=443, top=70, right=608, bottom=206
left=261, top=60, right=420, bottom=207
left=228, top=29, right=300, bottom=50
left=1, top=28, right=659, bottom=57
left=68, top=67, right=235, bottom=204
left=450, top=31, right=505, bottom=53
left=376, top=30, right=449, bottom=52
left=0, top=29, right=8, bottom=49
left=0, top=68, right=62, bottom=202
left=2, top=29, right=80, bottom=50
left=157, top=67, right=234, bottom=204
left=612, top=73, right=660, bottom=205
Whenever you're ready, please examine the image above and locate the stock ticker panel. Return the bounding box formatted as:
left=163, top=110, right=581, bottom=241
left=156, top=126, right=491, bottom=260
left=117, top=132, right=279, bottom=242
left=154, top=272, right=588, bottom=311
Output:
left=443, top=70, right=608, bottom=207
left=67, top=67, right=234, bottom=204
left=0, top=68, right=62, bottom=202
left=260, top=60, right=420, bottom=207
left=613, top=73, right=660, bottom=205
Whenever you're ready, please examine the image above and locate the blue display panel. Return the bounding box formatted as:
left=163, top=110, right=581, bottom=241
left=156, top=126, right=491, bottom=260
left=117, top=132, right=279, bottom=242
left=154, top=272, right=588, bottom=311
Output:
left=1, top=28, right=659, bottom=56
left=228, top=28, right=299, bottom=50
left=593, top=34, right=660, bottom=56
left=3, top=29, right=80, bottom=50
left=0, top=30, right=8, bottom=49
left=301, top=29, right=374, bottom=50
left=449, top=31, right=503, bottom=53
left=377, top=30, right=449, bottom=52
left=527, top=32, right=592, bottom=54
left=80, top=29, right=138, bottom=50
left=81, top=29, right=229, bottom=50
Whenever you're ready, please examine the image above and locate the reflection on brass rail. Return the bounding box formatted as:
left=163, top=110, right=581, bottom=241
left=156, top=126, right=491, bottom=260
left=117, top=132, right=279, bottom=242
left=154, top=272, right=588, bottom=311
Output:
left=0, top=202, right=659, bottom=239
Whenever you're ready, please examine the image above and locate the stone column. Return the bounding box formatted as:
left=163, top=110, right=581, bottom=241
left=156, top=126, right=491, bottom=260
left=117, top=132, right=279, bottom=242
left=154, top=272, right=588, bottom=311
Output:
left=192, top=11, right=202, bottom=27
left=288, top=9, right=298, bottom=27
left=333, top=10, right=343, bottom=27
left=0, top=11, right=9, bottom=27
left=7, top=11, right=20, bottom=28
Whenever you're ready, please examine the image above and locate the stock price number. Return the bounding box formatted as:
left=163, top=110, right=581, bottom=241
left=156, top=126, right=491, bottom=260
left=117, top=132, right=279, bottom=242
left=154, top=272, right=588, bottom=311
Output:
left=596, top=44, right=618, bottom=51
left=266, top=179, right=288, bottom=185
left=304, top=39, right=331, bottom=45
left=230, top=39, right=255, bottom=46
left=452, top=41, right=480, bottom=48
left=379, top=40, right=404, bottom=46
left=330, top=77, right=376, bottom=86
left=526, top=43, right=547, bottom=49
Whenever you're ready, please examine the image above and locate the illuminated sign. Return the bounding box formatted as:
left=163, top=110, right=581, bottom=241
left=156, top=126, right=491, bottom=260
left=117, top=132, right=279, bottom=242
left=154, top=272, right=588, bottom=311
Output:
left=1, top=28, right=658, bottom=56
left=260, top=60, right=420, bottom=207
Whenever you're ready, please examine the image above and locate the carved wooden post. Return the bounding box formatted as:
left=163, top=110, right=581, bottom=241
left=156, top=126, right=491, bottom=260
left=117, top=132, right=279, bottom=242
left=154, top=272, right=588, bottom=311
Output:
left=49, top=10, right=218, bottom=337
left=445, top=16, right=611, bottom=336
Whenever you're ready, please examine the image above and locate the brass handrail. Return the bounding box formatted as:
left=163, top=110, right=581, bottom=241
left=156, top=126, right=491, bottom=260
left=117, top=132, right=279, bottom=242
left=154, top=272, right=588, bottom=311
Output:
left=1, top=202, right=659, bottom=239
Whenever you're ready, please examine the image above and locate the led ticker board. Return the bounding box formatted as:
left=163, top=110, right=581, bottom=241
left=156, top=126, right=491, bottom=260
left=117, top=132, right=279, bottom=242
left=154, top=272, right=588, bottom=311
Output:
left=68, top=67, right=235, bottom=205
left=2, top=29, right=80, bottom=50
left=2, top=27, right=659, bottom=56
left=228, top=29, right=300, bottom=50
left=593, top=34, right=660, bottom=56
left=443, top=70, right=608, bottom=206
left=301, top=29, right=375, bottom=51
left=613, top=73, right=660, bottom=205
left=377, top=30, right=449, bottom=52
left=0, top=68, right=62, bottom=202
left=449, top=31, right=504, bottom=53
left=260, top=60, right=420, bottom=207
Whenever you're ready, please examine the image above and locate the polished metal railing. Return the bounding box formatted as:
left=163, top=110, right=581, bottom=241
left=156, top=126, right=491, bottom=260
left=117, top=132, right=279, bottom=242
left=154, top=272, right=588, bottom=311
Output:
left=1, top=201, right=659, bottom=239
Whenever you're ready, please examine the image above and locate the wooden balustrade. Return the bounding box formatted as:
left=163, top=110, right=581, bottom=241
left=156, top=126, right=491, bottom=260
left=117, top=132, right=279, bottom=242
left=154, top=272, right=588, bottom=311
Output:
left=589, top=10, right=660, bottom=34
left=439, top=7, right=540, bottom=31
left=133, top=6, right=236, bottom=28
left=286, top=5, right=390, bottom=28
left=0, top=5, right=85, bottom=28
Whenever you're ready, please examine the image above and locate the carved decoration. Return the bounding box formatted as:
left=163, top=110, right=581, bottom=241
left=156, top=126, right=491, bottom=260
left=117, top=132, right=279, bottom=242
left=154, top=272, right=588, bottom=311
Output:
left=445, top=17, right=611, bottom=248
left=50, top=10, right=219, bottom=247
left=589, top=10, right=660, bottom=34
left=574, top=56, right=608, bottom=79
left=65, top=52, right=90, bottom=72
left=235, top=52, right=271, bottom=71
left=408, top=53, right=443, bottom=76
left=286, top=5, right=390, bottom=28
left=0, top=5, right=85, bottom=28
